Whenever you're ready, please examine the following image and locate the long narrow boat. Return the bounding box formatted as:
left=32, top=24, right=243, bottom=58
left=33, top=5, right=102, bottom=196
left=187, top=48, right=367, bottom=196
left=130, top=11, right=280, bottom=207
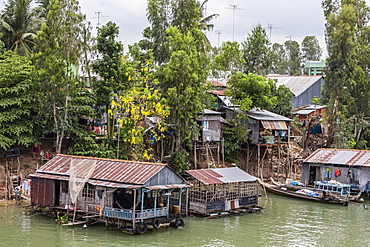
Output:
left=261, top=182, right=349, bottom=206
left=270, top=178, right=362, bottom=202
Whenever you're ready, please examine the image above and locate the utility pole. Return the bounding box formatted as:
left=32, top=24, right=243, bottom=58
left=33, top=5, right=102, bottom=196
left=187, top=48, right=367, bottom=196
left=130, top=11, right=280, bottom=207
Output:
left=225, top=4, right=244, bottom=42
left=215, top=30, right=221, bottom=48
left=285, top=34, right=294, bottom=40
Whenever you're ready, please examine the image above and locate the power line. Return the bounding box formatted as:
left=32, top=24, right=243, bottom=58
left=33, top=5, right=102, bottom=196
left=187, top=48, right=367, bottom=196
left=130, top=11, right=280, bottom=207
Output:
left=225, top=4, right=244, bottom=42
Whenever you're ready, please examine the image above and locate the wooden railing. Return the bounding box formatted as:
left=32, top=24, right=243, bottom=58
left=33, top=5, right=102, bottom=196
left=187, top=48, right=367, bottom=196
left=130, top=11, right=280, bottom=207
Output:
left=104, top=207, right=168, bottom=220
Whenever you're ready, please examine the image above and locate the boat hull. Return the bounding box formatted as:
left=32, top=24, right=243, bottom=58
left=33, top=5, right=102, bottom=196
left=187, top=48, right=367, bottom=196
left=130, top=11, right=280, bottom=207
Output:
left=261, top=183, right=348, bottom=206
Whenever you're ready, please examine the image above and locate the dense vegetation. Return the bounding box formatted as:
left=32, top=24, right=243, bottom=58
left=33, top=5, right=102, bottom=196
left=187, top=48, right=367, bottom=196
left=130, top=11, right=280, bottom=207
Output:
left=0, top=0, right=369, bottom=171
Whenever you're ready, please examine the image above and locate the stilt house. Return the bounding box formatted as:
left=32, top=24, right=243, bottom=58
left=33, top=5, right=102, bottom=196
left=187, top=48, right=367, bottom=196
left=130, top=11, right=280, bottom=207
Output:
left=184, top=167, right=259, bottom=215
left=30, top=154, right=188, bottom=234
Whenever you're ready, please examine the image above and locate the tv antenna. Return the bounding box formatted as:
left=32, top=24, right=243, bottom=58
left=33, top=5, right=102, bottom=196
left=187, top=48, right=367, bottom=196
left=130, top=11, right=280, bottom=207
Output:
left=92, top=11, right=108, bottom=28
left=285, top=34, right=294, bottom=40
left=225, top=4, right=244, bottom=42
left=215, top=30, right=222, bottom=48
left=265, top=23, right=281, bottom=42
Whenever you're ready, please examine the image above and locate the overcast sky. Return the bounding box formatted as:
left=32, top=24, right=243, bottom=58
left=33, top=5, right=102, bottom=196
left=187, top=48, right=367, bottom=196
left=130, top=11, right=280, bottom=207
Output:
left=2, top=0, right=370, bottom=58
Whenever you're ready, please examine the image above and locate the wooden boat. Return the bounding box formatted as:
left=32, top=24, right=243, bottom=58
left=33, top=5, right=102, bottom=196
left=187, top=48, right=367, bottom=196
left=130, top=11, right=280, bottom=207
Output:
left=270, top=178, right=363, bottom=203
left=260, top=182, right=349, bottom=206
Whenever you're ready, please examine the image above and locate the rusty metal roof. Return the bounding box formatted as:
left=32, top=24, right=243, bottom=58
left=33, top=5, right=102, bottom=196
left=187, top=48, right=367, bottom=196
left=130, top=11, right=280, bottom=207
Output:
left=267, top=75, right=322, bottom=97
left=185, top=167, right=258, bottom=185
left=303, top=148, right=370, bottom=166
left=261, top=120, right=287, bottom=130
left=36, top=154, right=168, bottom=185
left=30, top=173, right=141, bottom=188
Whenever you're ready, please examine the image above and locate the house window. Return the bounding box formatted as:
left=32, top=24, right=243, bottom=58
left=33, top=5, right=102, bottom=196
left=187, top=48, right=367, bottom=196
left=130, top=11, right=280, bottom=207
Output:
left=82, top=185, right=95, bottom=198
left=324, top=168, right=332, bottom=179
left=202, top=121, right=209, bottom=130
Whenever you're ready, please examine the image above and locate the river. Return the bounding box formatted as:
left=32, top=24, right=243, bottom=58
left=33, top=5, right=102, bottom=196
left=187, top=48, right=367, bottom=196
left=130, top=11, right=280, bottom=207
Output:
left=1, top=194, right=369, bottom=247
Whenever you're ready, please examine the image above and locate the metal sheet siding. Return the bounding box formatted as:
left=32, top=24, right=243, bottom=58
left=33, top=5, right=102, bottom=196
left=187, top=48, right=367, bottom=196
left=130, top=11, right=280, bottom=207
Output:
left=261, top=121, right=287, bottom=130
left=186, top=167, right=258, bottom=185
left=31, top=178, right=54, bottom=206
left=303, top=148, right=370, bottom=166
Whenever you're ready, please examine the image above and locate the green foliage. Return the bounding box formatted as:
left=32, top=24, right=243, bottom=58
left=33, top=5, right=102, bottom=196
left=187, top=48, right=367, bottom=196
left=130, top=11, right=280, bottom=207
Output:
left=33, top=0, right=89, bottom=154
left=0, top=0, right=39, bottom=57
left=170, top=148, right=188, bottom=172
left=322, top=0, right=369, bottom=147
left=270, top=85, right=293, bottom=117
left=142, top=0, right=217, bottom=64
left=227, top=73, right=277, bottom=111
left=161, top=27, right=210, bottom=168
left=0, top=49, right=37, bottom=149
left=301, top=36, right=322, bottom=62
left=212, top=41, right=244, bottom=78
left=55, top=212, right=70, bottom=224
left=222, top=119, right=247, bottom=162
left=92, top=21, right=127, bottom=140
left=242, top=24, right=271, bottom=75
left=284, top=40, right=301, bottom=75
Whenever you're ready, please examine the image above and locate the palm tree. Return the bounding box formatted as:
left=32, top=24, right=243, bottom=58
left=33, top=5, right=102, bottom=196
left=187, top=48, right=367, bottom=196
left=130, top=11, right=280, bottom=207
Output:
left=0, top=0, right=39, bottom=57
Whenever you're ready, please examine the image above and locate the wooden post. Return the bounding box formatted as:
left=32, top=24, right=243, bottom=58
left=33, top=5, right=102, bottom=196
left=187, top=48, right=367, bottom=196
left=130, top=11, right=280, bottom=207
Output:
left=194, top=140, right=197, bottom=169
left=257, top=144, right=260, bottom=179
left=185, top=188, right=189, bottom=216
left=133, top=189, right=136, bottom=231
left=206, top=142, right=209, bottom=168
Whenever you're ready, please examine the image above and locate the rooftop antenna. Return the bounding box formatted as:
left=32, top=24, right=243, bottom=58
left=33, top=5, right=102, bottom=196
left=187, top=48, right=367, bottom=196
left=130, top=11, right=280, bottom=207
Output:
left=215, top=30, right=222, bottom=48
left=265, top=23, right=281, bottom=42
left=285, top=34, right=294, bottom=40
left=225, top=4, right=244, bottom=42
left=93, top=11, right=108, bottom=29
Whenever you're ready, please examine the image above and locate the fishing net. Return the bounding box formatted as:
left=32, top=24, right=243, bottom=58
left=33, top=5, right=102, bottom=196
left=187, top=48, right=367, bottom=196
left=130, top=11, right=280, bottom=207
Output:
left=69, top=158, right=97, bottom=204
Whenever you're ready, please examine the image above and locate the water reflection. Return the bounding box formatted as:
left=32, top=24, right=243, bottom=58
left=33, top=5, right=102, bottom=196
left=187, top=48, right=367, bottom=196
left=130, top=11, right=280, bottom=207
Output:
left=1, top=196, right=370, bottom=247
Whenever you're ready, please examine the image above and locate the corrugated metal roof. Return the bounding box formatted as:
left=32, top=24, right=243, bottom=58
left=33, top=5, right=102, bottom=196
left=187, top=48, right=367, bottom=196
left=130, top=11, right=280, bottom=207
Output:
left=186, top=167, right=258, bottom=185
left=36, top=154, right=167, bottom=185
left=267, top=75, right=322, bottom=97
left=303, top=148, right=370, bottom=166
left=211, top=89, right=226, bottom=96
left=261, top=120, right=287, bottom=130
left=146, top=184, right=189, bottom=190
left=31, top=173, right=144, bottom=188
left=293, top=109, right=316, bottom=115
left=245, top=108, right=293, bottom=122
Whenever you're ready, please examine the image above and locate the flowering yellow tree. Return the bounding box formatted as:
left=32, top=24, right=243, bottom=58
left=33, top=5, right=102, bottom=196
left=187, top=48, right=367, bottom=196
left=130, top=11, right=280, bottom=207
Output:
left=109, top=56, right=169, bottom=161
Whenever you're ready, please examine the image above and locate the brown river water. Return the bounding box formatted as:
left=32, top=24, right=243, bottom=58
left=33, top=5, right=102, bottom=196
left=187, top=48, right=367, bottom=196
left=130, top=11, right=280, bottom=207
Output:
left=1, top=194, right=370, bottom=247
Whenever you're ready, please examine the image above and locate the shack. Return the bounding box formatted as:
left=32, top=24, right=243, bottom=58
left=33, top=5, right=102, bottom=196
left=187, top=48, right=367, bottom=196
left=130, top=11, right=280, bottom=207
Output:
left=302, top=148, right=370, bottom=193
left=184, top=167, right=259, bottom=216
left=30, top=154, right=188, bottom=234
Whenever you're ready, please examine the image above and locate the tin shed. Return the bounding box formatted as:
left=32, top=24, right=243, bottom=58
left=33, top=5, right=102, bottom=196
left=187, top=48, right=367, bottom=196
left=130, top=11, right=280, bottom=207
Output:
left=184, top=167, right=259, bottom=215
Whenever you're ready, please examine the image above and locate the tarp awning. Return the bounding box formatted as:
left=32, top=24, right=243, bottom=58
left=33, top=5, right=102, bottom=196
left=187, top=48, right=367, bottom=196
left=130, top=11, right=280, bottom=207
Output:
left=261, top=120, right=287, bottom=130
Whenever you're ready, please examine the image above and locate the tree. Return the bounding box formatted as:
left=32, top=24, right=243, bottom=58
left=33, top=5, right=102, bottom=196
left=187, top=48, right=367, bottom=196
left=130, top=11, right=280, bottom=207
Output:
left=0, top=0, right=39, bottom=57
left=301, top=36, right=322, bottom=61
left=269, top=43, right=287, bottom=75
left=142, top=0, right=218, bottom=64
left=212, top=41, right=244, bottom=78
left=0, top=44, right=37, bottom=149
left=284, top=39, right=301, bottom=75
left=33, top=0, right=87, bottom=154
left=161, top=27, right=210, bottom=170
left=270, top=85, right=293, bottom=117
left=92, top=21, right=127, bottom=141
left=227, top=73, right=277, bottom=111
left=322, top=0, right=359, bottom=147
left=242, top=24, right=270, bottom=75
